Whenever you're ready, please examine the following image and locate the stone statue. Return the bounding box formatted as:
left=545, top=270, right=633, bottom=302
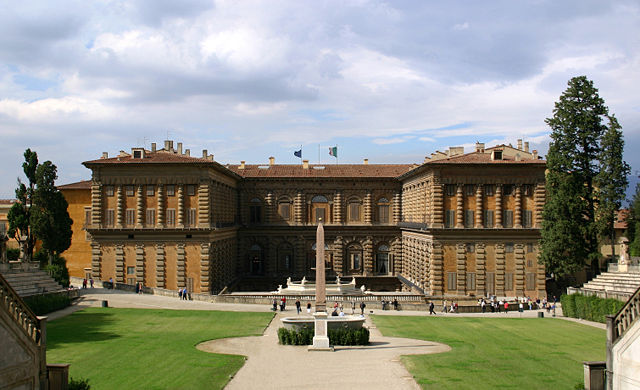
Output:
left=619, top=237, right=629, bottom=265
left=336, top=275, right=341, bottom=285
left=286, top=277, right=292, bottom=287
left=360, top=285, right=366, bottom=293
left=301, top=276, right=306, bottom=285
left=277, top=285, right=283, bottom=293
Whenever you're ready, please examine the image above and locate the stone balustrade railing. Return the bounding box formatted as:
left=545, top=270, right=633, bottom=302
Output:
left=606, top=284, right=640, bottom=387
left=0, top=271, right=43, bottom=345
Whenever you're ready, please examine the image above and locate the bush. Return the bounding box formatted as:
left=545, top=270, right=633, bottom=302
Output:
left=560, top=293, right=625, bottom=323
left=6, top=248, right=20, bottom=260
left=23, top=293, right=71, bottom=315
left=278, top=326, right=369, bottom=346
left=69, top=377, right=91, bottom=390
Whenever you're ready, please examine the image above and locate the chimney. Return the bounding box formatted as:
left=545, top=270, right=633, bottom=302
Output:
left=269, top=156, right=275, bottom=166
left=303, top=159, right=309, bottom=169
left=185, top=149, right=190, bottom=156
left=475, top=142, right=485, bottom=153
left=202, top=149, right=208, bottom=158
left=449, top=146, right=464, bottom=156
left=119, top=150, right=127, bottom=157
left=102, top=152, right=108, bottom=159
left=151, top=143, right=156, bottom=152
left=363, top=158, right=369, bottom=165
left=517, top=139, right=523, bottom=150
left=532, top=150, right=538, bottom=159
left=524, top=142, right=530, bottom=153
left=177, top=142, right=183, bottom=155
left=164, top=140, right=171, bottom=151
left=208, top=154, right=214, bottom=161
left=240, top=160, right=245, bottom=169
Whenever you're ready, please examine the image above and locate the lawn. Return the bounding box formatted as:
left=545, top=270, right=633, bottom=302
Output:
left=372, top=316, right=605, bottom=389
left=47, top=308, right=273, bottom=389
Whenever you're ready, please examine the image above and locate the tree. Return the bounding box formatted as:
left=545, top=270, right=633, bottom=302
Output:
left=595, top=115, right=630, bottom=260
left=7, top=149, right=73, bottom=263
left=539, top=76, right=617, bottom=279
left=628, top=183, right=640, bottom=256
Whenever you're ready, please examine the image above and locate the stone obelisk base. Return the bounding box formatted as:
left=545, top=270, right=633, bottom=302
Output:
left=308, top=312, right=333, bottom=351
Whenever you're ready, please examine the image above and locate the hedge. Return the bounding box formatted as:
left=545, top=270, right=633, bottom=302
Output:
left=560, top=293, right=625, bottom=323
left=23, top=293, right=71, bottom=315
left=278, top=326, right=370, bottom=346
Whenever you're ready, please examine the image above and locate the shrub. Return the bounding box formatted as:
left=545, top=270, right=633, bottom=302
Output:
left=69, top=377, right=91, bottom=390
left=561, top=294, right=576, bottom=318
left=23, top=293, right=71, bottom=315
left=278, top=326, right=369, bottom=346
left=6, top=248, right=20, bottom=260
left=560, top=293, right=625, bottom=323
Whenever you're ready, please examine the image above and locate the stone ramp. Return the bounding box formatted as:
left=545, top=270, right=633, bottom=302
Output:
left=197, top=313, right=450, bottom=390
left=1, top=269, right=65, bottom=297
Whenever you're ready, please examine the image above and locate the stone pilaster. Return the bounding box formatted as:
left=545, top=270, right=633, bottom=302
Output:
left=176, top=243, right=186, bottom=288
left=536, top=255, right=546, bottom=298
left=90, top=182, right=102, bottom=227
left=91, top=242, right=101, bottom=279
left=333, top=191, right=343, bottom=224
left=135, top=244, right=145, bottom=283
left=115, top=244, right=124, bottom=282
left=456, top=184, right=464, bottom=228
left=156, top=184, right=165, bottom=228
left=177, top=185, right=185, bottom=228
left=200, top=243, right=211, bottom=293
left=295, top=236, right=306, bottom=276
left=456, top=243, right=467, bottom=294
left=364, top=191, right=373, bottom=224
left=514, top=185, right=522, bottom=228
left=155, top=243, right=165, bottom=288
left=363, top=237, right=373, bottom=276
left=431, top=182, right=444, bottom=228
left=333, top=236, right=344, bottom=275
left=198, top=183, right=211, bottom=228
left=476, top=243, right=486, bottom=296
left=534, top=182, right=545, bottom=228
left=393, top=192, right=401, bottom=224
left=116, top=185, right=124, bottom=228
left=475, top=184, right=484, bottom=228
left=391, top=237, right=402, bottom=275
left=294, top=191, right=304, bottom=225
left=495, top=184, right=503, bottom=228
left=515, top=243, right=525, bottom=296
left=495, top=243, right=505, bottom=295
left=266, top=191, right=275, bottom=224
left=429, top=242, right=444, bottom=296
left=136, top=185, right=144, bottom=228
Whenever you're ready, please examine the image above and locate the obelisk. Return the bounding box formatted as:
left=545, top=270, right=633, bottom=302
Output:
left=310, top=219, right=331, bottom=350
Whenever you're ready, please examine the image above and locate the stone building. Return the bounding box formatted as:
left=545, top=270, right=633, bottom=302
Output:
left=61, top=138, right=547, bottom=299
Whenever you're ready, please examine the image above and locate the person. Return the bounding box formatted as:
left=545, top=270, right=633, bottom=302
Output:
left=504, top=301, right=509, bottom=313
left=497, top=300, right=502, bottom=313
left=280, top=296, right=286, bottom=311
left=454, top=302, right=458, bottom=313
left=393, top=299, right=399, bottom=311
left=527, top=297, right=532, bottom=311
left=442, top=300, right=447, bottom=313
left=360, top=301, right=366, bottom=315
left=331, top=308, right=339, bottom=316
left=82, top=278, right=87, bottom=289
left=519, top=301, right=524, bottom=313
left=90, top=278, right=94, bottom=288
left=183, top=287, right=188, bottom=300
left=272, top=298, right=278, bottom=311
left=429, top=301, right=436, bottom=315
left=481, top=299, right=486, bottom=313
left=338, top=310, right=345, bottom=317
left=306, top=302, right=312, bottom=314
left=295, top=299, right=301, bottom=315
left=138, top=282, right=143, bottom=294
left=178, top=288, right=183, bottom=300
left=135, top=283, right=139, bottom=294
left=351, top=301, right=356, bottom=314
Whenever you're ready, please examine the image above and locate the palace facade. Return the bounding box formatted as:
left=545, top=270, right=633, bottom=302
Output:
left=60, top=139, right=547, bottom=299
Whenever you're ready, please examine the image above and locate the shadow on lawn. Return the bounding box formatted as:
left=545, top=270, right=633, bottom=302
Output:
left=47, top=311, right=122, bottom=349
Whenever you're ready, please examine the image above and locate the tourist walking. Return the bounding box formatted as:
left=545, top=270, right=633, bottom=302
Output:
left=82, top=278, right=87, bottom=289
left=497, top=300, right=502, bottom=313
left=307, top=302, right=312, bottom=314
left=360, top=301, right=366, bottom=315
left=280, top=296, right=286, bottom=311
left=442, top=300, right=447, bottom=313
left=429, top=301, right=436, bottom=315
left=178, top=288, right=183, bottom=299
left=295, top=299, right=301, bottom=315
left=504, top=301, right=509, bottom=312
left=272, top=298, right=278, bottom=311
left=90, top=278, right=94, bottom=288
left=392, top=299, right=399, bottom=311
left=481, top=299, right=486, bottom=313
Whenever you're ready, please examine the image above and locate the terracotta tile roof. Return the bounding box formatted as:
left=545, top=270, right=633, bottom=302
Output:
left=227, top=164, right=415, bottom=178
left=0, top=199, right=15, bottom=205
left=84, top=151, right=215, bottom=165
left=424, top=152, right=546, bottom=165
left=58, top=180, right=92, bottom=190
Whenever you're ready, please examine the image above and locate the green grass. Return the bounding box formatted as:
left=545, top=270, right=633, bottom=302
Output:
left=373, top=316, right=605, bottom=389
left=47, top=308, right=273, bottom=389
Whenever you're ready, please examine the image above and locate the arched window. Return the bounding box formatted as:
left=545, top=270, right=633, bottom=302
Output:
left=249, top=244, right=263, bottom=275
left=249, top=198, right=262, bottom=223
left=347, top=243, right=363, bottom=273
left=348, top=197, right=362, bottom=222
left=311, top=195, right=329, bottom=223
left=278, top=197, right=292, bottom=221
left=377, top=197, right=390, bottom=223
left=376, top=244, right=390, bottom=275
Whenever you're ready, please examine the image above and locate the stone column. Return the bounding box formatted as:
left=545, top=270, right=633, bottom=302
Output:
left=333, top=191, right=342, bottom=224
left=430, top=242, right=444, bottom=296
left=363, top=236, right=374, bottom=275
left=333, top=236, right=344, bottom=275
left=514, top=185, right=523, bottom=229
left=198, top=183, right=211, bottom=228
left=115, top=244, right=124, bottom=283
left=91, top=242, right=101, bottom=279
left=534, top=182, right=545, bottom=228
left=177, top=243, right=186, bottom=288
left=476, top=243, right=486, bottom=296
left=431, top=182, right=444, bottom=228
left=116, top=185, right=124, bottom=228
left=156, top=184, right=165, bottom=228
left=177, top=185, right=185, bottom=228
left=135, top=244, right=145, bottom=283
left=136, top=185, right=144, bottom=228
left=456, top=243, right=467, bottom=294
left=515, top=243, right=525, bottom=296
left=90, top=182, right=102, bottom=227
left=495, top=243, right=505, bottom=295
left=294, top=191, right=304, bottom=225
left=456, top=184, right=464, bottom=228
left=475, top=185, right=484, bottom=228
left=495, top=184, right=503, bottom=229
left=393, top=192, right=401, bottom=224
left=156, top=243, right=165, bottom=288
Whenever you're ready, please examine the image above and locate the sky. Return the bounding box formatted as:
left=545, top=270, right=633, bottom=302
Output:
left=1, top=1, right=639, bottom=199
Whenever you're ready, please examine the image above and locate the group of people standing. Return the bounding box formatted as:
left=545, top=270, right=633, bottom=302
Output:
left=178, top=287, right=189, bottom=300
left=81, top=278, right=94, bottom=289
left=272, top=299, right=368, bottom=316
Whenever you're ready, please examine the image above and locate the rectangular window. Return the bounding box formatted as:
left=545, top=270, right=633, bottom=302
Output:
left=166, top=208, right=176, bottom=226
left=127, top=277, right=136, bottom=285
left=146, top=185, right=155, bottom=196
left=0, top=222, right=6, bottom=235
left=146, top=209, right=156, bottom=226
left=379, top=205, right=390, bottom=223
left=503, top=210, right=513, bottom=228
left=522, top=185, right=532, bottom=196
left=84, top=207, right=91, bottom=227
left=166, top=185, right=175, bottom=196
left=105, top=185, right=114, bottom=196
left=526, top=243, right=535, bottom=253
left=527, top=259, right=533, bottom=267
left=484, top=210, right=494, bottom=228
left=505, top=243, right=514, bottom=253
left=127, top=266, right=135, bottom=275
left=349, top=203, right=360, bottom=222
left=187, top=208, right=197, bottom=226
left=125, top=209, right=135, bottom=226
left=186, top=185, right=196, bottom=196
left=445, top=210, right=455, bottom=228
left=503, top=184, right=513, bottom=196
left=250, top=205, right=262, bottom=223
left=464, top=184, right=475, bottom=196
left=279, top=203, right=291, bottom=220
left=447, top=272, right=457, bottom=291
left=505, top=272, right=514, bottom=291
left=351, top=253, right=361, bottom=269
left=523, top=210, right=533, bottom=228
left=486, top=272, right=495, bottom=294
left=105, top=209, right=115, bottom=227
left=466, top=243, right=475, bottom=253
left=526, top=272, right=536, bottom=290
left=445, top=184, right=456, bottom=196
left=316, top=208, right=326, bottom=223
left=125, top=185, right=134, bottom=196
left=465, top=210, right=474, bottom=228
left=484, top=184, right=494, bottom=196
left=466, top=272, right=476, bottom=291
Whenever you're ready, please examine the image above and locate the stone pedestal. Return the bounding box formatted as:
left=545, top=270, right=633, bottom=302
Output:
left=309, top=311, right=333, bottom=351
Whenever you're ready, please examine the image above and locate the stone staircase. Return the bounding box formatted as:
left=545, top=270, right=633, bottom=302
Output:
left=568, top=267, right=640, bottom=301
left=0, top=268, right=66, bottom=297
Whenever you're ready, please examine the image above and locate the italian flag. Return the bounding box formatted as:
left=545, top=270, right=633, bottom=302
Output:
left=329, top=146, right=338, bottom=158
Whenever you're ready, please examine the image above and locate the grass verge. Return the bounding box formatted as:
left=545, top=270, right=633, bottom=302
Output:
left=373, top=316, right=604, bottom=389
left=47, top=308, right=273, bottom=389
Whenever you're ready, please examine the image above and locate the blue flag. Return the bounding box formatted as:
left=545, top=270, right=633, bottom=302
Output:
left=294, top=149, right=302, bottom=158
